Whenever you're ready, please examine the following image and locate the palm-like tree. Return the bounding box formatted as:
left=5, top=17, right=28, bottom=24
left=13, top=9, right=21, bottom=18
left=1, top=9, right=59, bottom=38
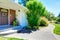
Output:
left=18, top=0, right=35, bottom=6
left=58, top=13, right=60, bottom=17
left=18, top=0, right=29, bottom=6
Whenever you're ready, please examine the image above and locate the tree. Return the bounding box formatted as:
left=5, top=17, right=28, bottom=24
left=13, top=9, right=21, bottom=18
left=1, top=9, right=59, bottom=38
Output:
left=58, top=13, right=60, bottom=17
left=18, top=0, right=35, bottom=6
left=26, top=0, right=46, bottom=27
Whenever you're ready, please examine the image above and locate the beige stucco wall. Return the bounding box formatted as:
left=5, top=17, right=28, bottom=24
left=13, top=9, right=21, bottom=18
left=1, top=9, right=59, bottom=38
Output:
left=0, top=0, right=28, bottom=26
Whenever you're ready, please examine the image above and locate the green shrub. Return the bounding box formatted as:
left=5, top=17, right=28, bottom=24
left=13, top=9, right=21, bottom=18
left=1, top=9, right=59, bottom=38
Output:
left=57, top=18, right=60, bottom=22
left=32, top=26, right=39, bottom=30
left=26, top=26, right=39, bottom=30
left=38, top=17, right=49, bottom=26
left=26, top=26, right=32, bottom=30
left=13, top=20, right=18, bottom=26
left=55, top=21, right=58, bottom=24
left=55, top=18, right=60, bottom=24
left=26, top=0, right=47, bottom=27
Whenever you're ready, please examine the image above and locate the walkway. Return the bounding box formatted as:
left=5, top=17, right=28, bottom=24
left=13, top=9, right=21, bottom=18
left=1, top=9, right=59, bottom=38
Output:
left=4, top=24, right=57, bottom=40
left=0, top=26, right=22, bottom=35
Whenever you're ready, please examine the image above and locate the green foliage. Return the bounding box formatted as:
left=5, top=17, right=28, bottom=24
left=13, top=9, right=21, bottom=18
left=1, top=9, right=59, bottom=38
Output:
left=26, top=26, right=32, bottom=30
left=9, top=38, right=24, bottom=40
left=55, top=17, right=60, bottom=24
left=32, top=26, right=39, bottom=30
left=54, top=24, right=60, bottom=35
left=26, top=1, right=45, bottom=16
left=40, top=19, right=48, bottom=26
left=57, top=17, right=60, bottom=22
left=45, top=12, right=56, bottom=21
left=26, top=0, right=46, bottom=27
left=26, top=26, right=39, bottom=30
left=13, top=20, right=18, bottom=26
left=26, top=0, right=50, bottom=30
left=38, top=17, right=49, bottom=26
left=0, top=37, right=24, bottom=40
left=18, top=0, right=35, bottom=6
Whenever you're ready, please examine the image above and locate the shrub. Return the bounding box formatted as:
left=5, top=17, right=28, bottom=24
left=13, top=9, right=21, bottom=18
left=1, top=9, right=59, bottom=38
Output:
left=55, top=17, right=60, bottom=24
left=57, top=18, right=60, bottom=22
left=26, top=0, right=47, bottom=27
left=32, top=26, right=39, bottom=30
left=13, top=20, right=18, bottom=26
left=26, top=26, right=39, bottom=30
left=26, top=26, right=32, bottom=30
left=38, top=17, right=49, bottom=26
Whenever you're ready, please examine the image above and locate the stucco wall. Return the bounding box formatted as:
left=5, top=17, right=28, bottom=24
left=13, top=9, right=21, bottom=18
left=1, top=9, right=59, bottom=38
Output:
left=16, top=10, right=28, bottom=27
left=0, top=0, right=28, bottom=27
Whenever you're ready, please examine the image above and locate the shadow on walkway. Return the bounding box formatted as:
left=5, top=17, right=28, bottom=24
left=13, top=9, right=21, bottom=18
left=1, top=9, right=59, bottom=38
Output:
left=17, top=29, right=32, bottom=34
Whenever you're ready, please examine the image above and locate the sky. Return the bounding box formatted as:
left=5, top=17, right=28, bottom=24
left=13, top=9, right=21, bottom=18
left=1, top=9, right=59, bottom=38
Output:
left=12, top=0, right=60, bottom=16
left=39, top=0, right=60, bottom=16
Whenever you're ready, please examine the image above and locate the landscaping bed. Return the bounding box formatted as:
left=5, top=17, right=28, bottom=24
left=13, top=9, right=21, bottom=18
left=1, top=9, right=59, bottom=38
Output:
left=54, top=24, right=60, bottom=35
left=0, top=37, right=24, bottom=40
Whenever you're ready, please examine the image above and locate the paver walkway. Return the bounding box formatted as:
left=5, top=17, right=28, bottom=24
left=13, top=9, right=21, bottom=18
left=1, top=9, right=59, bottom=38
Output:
left=4, top=24, right=57, bottom=40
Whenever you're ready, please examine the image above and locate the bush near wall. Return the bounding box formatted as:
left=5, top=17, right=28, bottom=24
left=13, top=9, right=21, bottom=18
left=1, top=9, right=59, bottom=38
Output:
left=13, top=19, right=18, bottom=26
left=38, top=17, right=49, bottom=26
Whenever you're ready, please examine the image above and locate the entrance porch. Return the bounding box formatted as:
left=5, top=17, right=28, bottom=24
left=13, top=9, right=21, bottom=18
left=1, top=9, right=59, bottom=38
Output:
left=0, top=8, right=16, bottom=30
left=0, top=8, right=16, bottom=26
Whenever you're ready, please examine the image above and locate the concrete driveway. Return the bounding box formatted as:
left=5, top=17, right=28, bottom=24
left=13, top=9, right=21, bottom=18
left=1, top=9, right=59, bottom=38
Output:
left=4, top=24, right=57, bottom=40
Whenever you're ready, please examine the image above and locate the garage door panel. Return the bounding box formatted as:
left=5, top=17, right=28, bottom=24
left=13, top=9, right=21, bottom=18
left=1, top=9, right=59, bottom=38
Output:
left=0, top=12, right=8, bottom=25
left=0, top=12, right=2, bottom=25
left=2, top=12, right=8, bottom=25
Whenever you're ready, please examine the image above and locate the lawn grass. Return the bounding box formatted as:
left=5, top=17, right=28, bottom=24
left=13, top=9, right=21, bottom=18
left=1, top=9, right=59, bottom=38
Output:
left=54, top=24, right=60, bottom=35
left=0, top=37, right=24, bottom=40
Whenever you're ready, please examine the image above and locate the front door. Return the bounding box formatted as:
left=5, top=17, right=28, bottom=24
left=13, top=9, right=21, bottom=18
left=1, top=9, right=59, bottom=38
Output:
left=0, top=12, right=8, bottom=25
left=10, top=9, right=16, bottom=25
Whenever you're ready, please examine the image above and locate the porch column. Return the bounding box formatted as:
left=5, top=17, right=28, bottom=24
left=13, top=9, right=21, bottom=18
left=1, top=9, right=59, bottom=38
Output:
left=8, top=9, right=10, bottom=26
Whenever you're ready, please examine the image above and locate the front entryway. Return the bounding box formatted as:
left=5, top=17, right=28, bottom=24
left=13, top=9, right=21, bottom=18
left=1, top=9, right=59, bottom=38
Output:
left=0, top=12, right=8, bottom=25
left=10, top=9, right=16, bottom=25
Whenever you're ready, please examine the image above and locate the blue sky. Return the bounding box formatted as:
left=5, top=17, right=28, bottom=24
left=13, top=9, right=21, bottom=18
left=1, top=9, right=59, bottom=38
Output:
left=12, top=0, right=60, bottom=16
left=39, top=0, right=60, bottom=16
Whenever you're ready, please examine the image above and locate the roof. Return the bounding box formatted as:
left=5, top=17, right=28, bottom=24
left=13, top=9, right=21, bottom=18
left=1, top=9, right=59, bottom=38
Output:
left=0, top=0, right=28, bottom=12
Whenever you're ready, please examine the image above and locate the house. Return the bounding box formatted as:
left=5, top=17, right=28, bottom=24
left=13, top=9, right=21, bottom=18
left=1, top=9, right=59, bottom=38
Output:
left=0, top=0, right=28, bottom=27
